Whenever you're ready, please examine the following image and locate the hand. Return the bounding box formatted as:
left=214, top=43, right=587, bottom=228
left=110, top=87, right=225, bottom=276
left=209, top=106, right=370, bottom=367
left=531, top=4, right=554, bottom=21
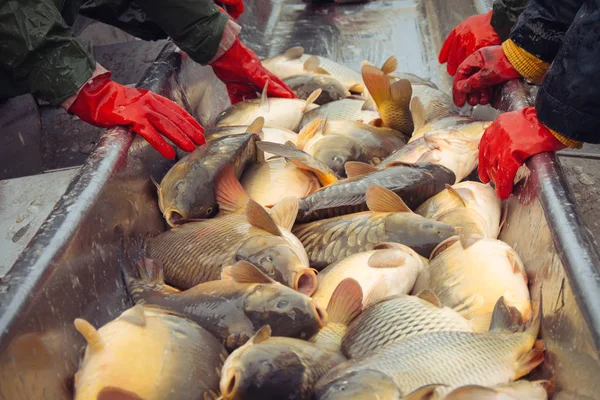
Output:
left=69, top=73, right=205, bottom=159
left=439, top=12, right=501, bottom=76
left=215, top=0, right=244, bottom=19
left=478, top=107, right=566, bottom=199
left=452, top=45, right=521, bottom=107
left=210, top=38, right=296, bottom=104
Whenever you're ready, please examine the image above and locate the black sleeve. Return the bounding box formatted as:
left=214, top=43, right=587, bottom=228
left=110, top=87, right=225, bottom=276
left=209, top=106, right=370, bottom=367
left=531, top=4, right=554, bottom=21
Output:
left=491, top=0, right=528, bottom=41
left=535, top=1, right=600, bottom=144
left=508, top=0, right=584, bottom=62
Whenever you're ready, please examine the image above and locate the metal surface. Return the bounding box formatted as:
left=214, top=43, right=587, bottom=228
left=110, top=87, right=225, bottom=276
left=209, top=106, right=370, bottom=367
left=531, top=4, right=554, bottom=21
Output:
left=0, top=1, right=599, bottom=399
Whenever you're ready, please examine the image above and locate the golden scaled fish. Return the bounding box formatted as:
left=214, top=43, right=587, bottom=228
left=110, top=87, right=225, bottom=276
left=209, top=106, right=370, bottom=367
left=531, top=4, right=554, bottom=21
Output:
left=413, top=234, right=531, bottom=327
left=444, top=380, right=549, bottom=400
left=315, top=299, right=544, bottom=400
left=296, top=118, right=407, bottom=177
left=294, top=186, right=457, bottom=267
left=156, top=119, right=263, bottom=226
left=147, top=190, right=317, bottom=295
left=284, top=74, right=348, bottom=105
left=127, top=259, right=326, bottom=349
left=73, top=305, right=228, bottom=400
left=216, top=84, right=321, bottom=132
left=300, top=98, right=380, bottom=130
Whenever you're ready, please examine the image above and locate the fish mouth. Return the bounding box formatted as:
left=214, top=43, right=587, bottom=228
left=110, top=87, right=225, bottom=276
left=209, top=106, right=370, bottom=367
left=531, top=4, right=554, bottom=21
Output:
left=314, top=302, right=328, bottom=328
left=293, top=268, right=318, bottom=296
left=164, top=209, right=185, bottom=227
left=221, top=369, right=240, bottom=400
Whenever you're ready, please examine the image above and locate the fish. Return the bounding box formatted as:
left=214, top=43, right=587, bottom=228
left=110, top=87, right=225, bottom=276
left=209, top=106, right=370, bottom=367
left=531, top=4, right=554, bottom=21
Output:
left=205, top=124, right=299, bottom=155
left=300, top=98, right=381, bottom=129
left=216, top=84, right=321, bottom=131
left=315, top=299, right=544, bottom=399
left=218, top=279, right=362, bottom=400
left=416, top=182, right=502, bottom=238
left=360, top=60, right=438, bottom=89
left=409, top=114, right=475, bottom=144
left=342, top=291, right=498, bottom=359
left=241, top=157, right=321, bottom=207
left=262, top=47, right=331, bottom=80
left=73, top=305, right=228, bottom=400
left=378, top=120, right=491, bottom=183
left=413, top=234, right=531, bottom=326
left=146, top=192, right=318, bottom=295
left=294, top=186, right=457, bottom=267
left=310, top=244, right=427, bottom=311
left=155, top=119, right=263, bottom=226
left=293, top=161, right=456, bottom=223
left=284, top=74, right=348, bottom=105
left=362, top=65, right=413, bottom=134
left=445, top=380, right=549, bottom=400
left=410, top=85, right=458, bottom=124
left=298, top=54, right=365, bottom=94
left=296, top=119, right=408, bottom=177
left=127, top=259, right=326, bottom=349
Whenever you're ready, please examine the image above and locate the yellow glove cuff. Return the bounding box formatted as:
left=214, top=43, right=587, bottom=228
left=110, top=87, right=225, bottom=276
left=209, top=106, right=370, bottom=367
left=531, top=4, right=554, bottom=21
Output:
left=548, top=127, right=583, bottom=149
left=502, top=39, right=550, bottom=85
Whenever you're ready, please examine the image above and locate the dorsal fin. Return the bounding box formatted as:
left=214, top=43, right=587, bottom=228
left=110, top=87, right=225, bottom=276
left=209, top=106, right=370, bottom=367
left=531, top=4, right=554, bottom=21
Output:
left=403, top=384, right=446, bottom=400
left=303, top=56, right=330, bottom=75
left=489, top=296, right=524, bottom=333
left=365, top=185, right=412, bottom=213
left=344, top=161, right=378, bottom=178
left=260, top=81, right=270, bottom=110
left=283, top=46, right=304, bottom=60
left=303, top=89, right=322, bottom=112
left=327, top=278, right=363, bottom=325
left=269, top=196, right=299, bottom=231
left=415, top=290, right=442, bottom=308
left=380, top=56, right=398, bottom=75
left=245, top=199, right=282, bottom=236
left=246, top=117, right=265, bottom=134
left=215, top=164, right=250, bottom=214
left=250, top=325, right=272, bottom=345
left=229, top=261, right=275, bottom=284
left=119, top=304, right=146, bottom=327
left=368, top=249, right=406, bottom=268
left=74, top=318, right=104, bottom=353
left=297, top=118, right=326, bottom=149
left=410, top=97, right=426, bottom=133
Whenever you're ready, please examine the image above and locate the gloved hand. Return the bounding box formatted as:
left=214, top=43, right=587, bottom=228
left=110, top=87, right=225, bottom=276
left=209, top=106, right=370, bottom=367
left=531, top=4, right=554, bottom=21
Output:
left=452, top=45, right=521, bottom=107
left=69, top=72, right=205, bottom=159
left=439, top=11, right=501, bottom=76
left=215, top=0, right=244, bottom=19
left=210, top=38, right=296, bottom=104
left=478, top=107, right=566, bottom=199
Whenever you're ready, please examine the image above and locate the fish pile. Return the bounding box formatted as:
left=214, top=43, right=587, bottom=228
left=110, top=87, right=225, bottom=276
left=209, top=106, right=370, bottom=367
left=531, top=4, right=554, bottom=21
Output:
left=72, top=48, right=548, bottom=400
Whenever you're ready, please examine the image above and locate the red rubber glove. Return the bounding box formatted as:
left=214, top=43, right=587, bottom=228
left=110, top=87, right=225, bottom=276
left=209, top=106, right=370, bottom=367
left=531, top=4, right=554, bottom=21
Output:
left=215, top=0, right=244, bottom=19
left=452, top=45, right=521, bottom=107
left=439, top=12, right=501, bottom=76
left=479, top=107, right=566, bottom=199
left=69, top=73, right=205, bottom=159
left=210, top=38, right=296, bottom=104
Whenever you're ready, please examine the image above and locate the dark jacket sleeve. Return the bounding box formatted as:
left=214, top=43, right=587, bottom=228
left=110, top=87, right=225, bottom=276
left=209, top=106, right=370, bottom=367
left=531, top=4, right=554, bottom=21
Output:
left=508, top=0, right=584, bottom=63
left=131, top=0, right=229, bottom=64
left=535, top=1, right=600, bottom=144
left=491, top=0, right=528, bottom=41
left=0, top=0, right=96, bottom=105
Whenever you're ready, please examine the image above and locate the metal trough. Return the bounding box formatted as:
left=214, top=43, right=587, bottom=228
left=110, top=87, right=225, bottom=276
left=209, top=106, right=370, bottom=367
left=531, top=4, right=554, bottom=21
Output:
left=1, top=0, right=599, bottom=398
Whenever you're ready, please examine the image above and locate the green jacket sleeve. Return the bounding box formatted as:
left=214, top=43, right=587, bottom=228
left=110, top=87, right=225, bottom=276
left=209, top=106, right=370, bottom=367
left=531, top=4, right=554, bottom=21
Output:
left=491, top=0, right=528, bottom=41
left=132, top=0, right=230, bottom=64
left=0, top=0, right=96, bottom=105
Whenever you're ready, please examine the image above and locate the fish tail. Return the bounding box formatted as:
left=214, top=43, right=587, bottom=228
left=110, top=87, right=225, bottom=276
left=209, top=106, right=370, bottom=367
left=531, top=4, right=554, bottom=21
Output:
left=129, top=256, right=178, bottom=302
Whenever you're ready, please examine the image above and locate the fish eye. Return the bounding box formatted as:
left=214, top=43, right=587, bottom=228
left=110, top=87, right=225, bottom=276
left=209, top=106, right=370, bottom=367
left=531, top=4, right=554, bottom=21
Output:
left=276, top=300, right=289, bottom=309
left=205, top=207, right=213, bottom=216
left=175, top=180, right=185, bottom=191
left=422, top=223, right=434, bottom=229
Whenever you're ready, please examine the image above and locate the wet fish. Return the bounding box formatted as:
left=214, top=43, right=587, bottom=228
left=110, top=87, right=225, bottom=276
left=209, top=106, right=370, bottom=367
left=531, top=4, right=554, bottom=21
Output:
left=378, top=120, right=491, bottom=183
left=309, top=244, right=427, bottom=311
left=300, top=98, right=380, bottom=129
left=216, top=85, right=321, bottom=131
left=315, top=300, right=543, bottom=399
left=416, top=182, right=502, bottom=238
left=262, top=47, right=331, bottom=80
left=146, top=195, right=318, bottom=294
left=156, top=120, right=263, bottom=226
left=298, top=54, right=366, bottom=93
left=342, top=291, right=483, bottom=359
left=409, top=114, right=474, bottom=144
left=73, top=305, right=227, bottom=400
left=127, top=259, right=326, bottom=349
left=297, top=119, right=408, bottom=176
left=241, top=157, right=321, bottom=207
left=445, top=380, right=548, bottom=400
left=294, top=186, right=456, bottom=267
left=205, top=124, right=299, bottom=155
left=410, top=85, right=458, bottom=124
left=294, top=161, right=455, bottom=223
left=360, top=60, right=438, bottom=89
left=284, top=74, right=348, bottom=105
left=413, top=234, right=531, bottom=326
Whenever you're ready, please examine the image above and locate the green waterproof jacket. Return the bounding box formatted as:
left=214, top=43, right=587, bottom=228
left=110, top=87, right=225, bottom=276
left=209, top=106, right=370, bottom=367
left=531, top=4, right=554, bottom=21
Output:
left=0, top=0, right=229, bottom=105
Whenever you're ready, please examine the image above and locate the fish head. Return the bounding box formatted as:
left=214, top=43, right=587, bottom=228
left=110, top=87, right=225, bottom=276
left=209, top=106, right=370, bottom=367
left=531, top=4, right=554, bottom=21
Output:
left=316, top=369, right=401, bottom=400
left=312, top=136, right=363, bottom=177
left=159, top=161, right=218, bottom=226
left=237, top=235, right=317, bottom=295
left=220, top=341, right=307, bottom=400
left=243, top=285, right=326, bottom=338
left=385, top=214, right=458, bottom=243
